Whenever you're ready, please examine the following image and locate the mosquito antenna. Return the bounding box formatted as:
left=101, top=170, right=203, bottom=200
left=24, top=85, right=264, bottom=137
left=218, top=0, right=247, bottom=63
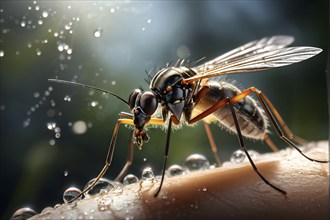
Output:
left=48, top=79, right=129, bottom=106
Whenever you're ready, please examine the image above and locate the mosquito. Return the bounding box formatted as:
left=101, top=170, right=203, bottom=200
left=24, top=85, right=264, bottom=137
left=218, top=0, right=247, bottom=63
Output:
left=49, top=35, right=329, bottom=202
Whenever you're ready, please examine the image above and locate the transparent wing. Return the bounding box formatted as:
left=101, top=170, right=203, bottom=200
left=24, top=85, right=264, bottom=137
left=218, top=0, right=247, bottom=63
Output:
left=186, top=36, right=322, bottom=83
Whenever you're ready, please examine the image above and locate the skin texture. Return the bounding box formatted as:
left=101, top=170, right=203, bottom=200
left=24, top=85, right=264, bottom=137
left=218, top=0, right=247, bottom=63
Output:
left=29, top=141, right=329, bottom=220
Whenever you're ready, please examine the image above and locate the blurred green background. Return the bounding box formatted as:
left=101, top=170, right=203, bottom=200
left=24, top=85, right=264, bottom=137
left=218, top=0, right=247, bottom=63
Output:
left=1, top=0, right=328, bottom=218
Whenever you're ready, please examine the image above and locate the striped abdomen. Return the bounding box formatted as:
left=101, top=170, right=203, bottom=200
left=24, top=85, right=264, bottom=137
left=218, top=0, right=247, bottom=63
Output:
left=192, top=81, right=267, bottom=139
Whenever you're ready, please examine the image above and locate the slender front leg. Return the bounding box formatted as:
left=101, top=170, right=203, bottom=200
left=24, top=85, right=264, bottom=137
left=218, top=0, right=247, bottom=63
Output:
left=68, top=112, right=134, bottom=203
left=114, top=131, right=135, bottom=182
left=154, top=116, right=173, bottom=197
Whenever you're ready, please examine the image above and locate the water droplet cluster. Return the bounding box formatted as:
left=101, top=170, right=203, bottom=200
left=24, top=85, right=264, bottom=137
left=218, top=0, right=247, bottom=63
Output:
left=11, top=146, right=262, bottom=219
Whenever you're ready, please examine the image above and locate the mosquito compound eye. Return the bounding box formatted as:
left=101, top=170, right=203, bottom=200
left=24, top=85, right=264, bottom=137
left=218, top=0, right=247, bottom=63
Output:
left=140, top=91, right=158, bottom=115
left=128, top=89, right=142, bottom=109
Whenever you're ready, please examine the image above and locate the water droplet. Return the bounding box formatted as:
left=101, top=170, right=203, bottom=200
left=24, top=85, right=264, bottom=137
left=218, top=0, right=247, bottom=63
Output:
left=141, top=27, right=146, bottom=31
left=123, top=174, right=139, bottom=185
left=142, top=167, right=154, bottom=181
left=57, top=44, right=64, bottom=52
left=49, top=139, right=55, bottom=146
left=42, top=11, right=48, bottom=18
left=110, top=8, right=115, bottom=13
left=167, top=164, right=184, bottom=177
left=38, top=20, right=43, bottom=25
left=184, top=154, right=210, bottom=171
left=64, top=95, right=71, bottom=102
left=230, top=149, right=246, bottom=164
left=72, top=120, right=87, bottom=134
left=67, top=48, right=72, bottom=54
left=0, top=50, right=4, bottom=57
left=11, top=207, right=37, bottom=220
left=35, top=5, right=40, bottom=11
left=54, top=127, right=61, bottom=133
left=94, top=28, right=103, bottom=38
left=90, top=101, right=98, bottom=107
left=63, top=187, right=82, bottom=204
left=177, top=45, right=190, bottom=59
left=64, top=24, right=70, bottom=30
left=23, top=118, right=31, bottom=128
left=64, top=170, right=69, bottom=176
left=248, top=150, right=260, bottom=161
left=36, top=49, right=42, bottom=56
left=83, top=178, right=114, bottom=197
left=147, top=19, right=151, bottom=23
left=0, top=105, right=5, bottom=111
left=33, top=92, right=40, bottom=98
left=21, top=21, right=26, bottom=27
left=55, top=132, right=61, bottom=138
left=47, top=122, right=56, bottom=130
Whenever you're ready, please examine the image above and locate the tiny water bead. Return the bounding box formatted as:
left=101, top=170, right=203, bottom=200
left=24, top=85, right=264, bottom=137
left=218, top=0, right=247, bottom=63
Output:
left=167, top=164, right=185, bottom=177
left=83, top=178, right=115, bottom=197
left=42, top=11, right=48, bottom=18
left=184, top=154, right=210, bottom=171
left=229, top=149, right=260, bottom=164
left=11, top=207, right=37, bottom=220
left=72, top=120, right=87, bottom=134
left=64, top=95, right=71, bottom=101
left=248, top=150, right=260, bottom=161
left=63, top=187, right=82, bottom=204
left=94, top=28, right=103, bottom=38
left=90, top=101, right=98, bottom=107
left=141, top=167, right=154, bottom=181
left=47, top=122, right=56, bottom=130
left=123, top=174, right=139, bottom=185
left=230, top=150, right=246, bottom=164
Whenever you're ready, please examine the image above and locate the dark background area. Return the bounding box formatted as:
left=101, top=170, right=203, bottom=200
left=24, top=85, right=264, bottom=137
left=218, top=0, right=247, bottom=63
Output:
left=1, top=1, right=328, bottom=219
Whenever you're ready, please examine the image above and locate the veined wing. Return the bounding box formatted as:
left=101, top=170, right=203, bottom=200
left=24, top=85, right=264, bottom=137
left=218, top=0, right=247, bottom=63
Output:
left=185, top=36, right=322, bottom=83
left=195, top=35, right=294, bottom=72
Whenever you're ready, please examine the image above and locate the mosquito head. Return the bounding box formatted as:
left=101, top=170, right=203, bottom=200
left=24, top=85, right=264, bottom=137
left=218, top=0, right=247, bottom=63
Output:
left=128, top=89, right=158, bottom=148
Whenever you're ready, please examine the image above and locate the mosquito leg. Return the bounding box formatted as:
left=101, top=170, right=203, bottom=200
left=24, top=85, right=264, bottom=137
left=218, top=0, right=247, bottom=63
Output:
left=253, top=89, right=329, bottom=163
left=225, top=87, right=328, bottom=163
left=154, top=116, right=173, bottom=197
left=114, top=131, right=135, bottom=182
left=227, top=98, right=287, bottom=195
left=263, top=134, right=280, bottom=152
left=204, top=123, right=221, bottom=166
left=257, top=91, right=307, bottom=146
left=68, top=112, right=135, bottom=203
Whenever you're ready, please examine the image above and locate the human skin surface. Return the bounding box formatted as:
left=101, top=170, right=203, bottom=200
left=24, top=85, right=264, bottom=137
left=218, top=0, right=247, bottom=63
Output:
left=29, top=141, right=329, bottom=220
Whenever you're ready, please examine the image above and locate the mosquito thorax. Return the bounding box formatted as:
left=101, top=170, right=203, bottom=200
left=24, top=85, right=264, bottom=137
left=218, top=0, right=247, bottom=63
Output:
left=150, top=66, right=197, bottom=121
